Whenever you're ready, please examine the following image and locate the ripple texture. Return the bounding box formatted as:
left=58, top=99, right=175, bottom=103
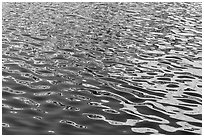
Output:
left=2, top=2, right=202, bottom=135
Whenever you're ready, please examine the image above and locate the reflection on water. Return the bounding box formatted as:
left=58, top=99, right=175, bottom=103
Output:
left=2, top=2, right=202, bottom=135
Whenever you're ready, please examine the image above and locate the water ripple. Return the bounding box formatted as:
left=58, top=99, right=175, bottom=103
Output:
left=2, top=2, right=202, bottom=135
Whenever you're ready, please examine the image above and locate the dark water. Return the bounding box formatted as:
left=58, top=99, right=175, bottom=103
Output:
left=2, top=2, right=202, bottom=135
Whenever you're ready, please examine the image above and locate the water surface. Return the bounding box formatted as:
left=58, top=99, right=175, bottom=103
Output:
left=2, top=2, right=202, bottom=135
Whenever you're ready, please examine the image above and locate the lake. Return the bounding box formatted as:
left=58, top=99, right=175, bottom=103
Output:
left=2, top=2, right=202, bottom=135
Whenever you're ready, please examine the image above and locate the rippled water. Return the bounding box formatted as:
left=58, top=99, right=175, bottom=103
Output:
left=2, top=2, right=202, bottom=135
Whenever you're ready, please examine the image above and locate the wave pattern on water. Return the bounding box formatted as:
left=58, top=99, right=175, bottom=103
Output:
left=2, top=2, right=202, bottom=135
